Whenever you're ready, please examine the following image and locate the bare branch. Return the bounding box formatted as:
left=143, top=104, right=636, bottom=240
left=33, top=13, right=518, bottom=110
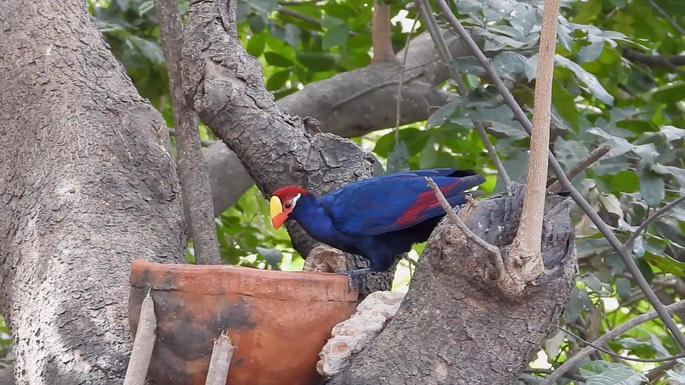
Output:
left=624, top=194, right=685, bottom=251
left=372, top=2, right=395, bottom=62
left=623, top=48, right=685, bottom=77
left=124, top=292, right=156, bottom=385
left=395, top=17, right=419, bottom=140
left=509, top=0, right=560, bottom=279
left=155, top=0, right=220, bottom=264
left=415, top=0, right=512, bottom=188
left=277, top=7, right=322, bottom=27
left=559, top=327, right=685, bottom=363
left=425, top=177, right=501, bottom=258
left=542, top=300, right=685, bottom=385
left=547, top=144, right=611, bottom=192
left=435, top=0, right=685, bottom=350
left=205, top=332, right=235, bottom=385
left=645, top=0, right=685, bottom=35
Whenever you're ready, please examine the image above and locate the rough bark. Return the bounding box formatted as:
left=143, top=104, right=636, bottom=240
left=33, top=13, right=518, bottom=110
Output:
left=330, top=184, right=577, bottom=384
left=181, top=0, right=393, bottom=293
left=154, top=0, right=220, bottom=264
left=0, top=1, right=186, bottom=383
left=205, top=31, right=467, bottom=214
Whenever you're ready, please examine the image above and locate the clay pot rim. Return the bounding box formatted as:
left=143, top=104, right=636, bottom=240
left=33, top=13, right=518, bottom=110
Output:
left=130, top=260, right=359, bottom=302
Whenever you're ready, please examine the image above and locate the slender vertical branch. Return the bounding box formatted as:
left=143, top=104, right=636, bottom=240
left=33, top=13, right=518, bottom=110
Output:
left=510, top=0, right=560, bottom=273
left=372, top=2, right=394, bottom=62
left=155, top=0, right=221, bottom=264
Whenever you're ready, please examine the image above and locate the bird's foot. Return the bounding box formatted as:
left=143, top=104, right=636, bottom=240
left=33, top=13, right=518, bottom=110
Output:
left=337, top=268, right=371, bottom=289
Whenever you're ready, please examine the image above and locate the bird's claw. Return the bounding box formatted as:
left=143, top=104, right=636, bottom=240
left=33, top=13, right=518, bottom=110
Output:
left=337, top=268, right=371, bottom=289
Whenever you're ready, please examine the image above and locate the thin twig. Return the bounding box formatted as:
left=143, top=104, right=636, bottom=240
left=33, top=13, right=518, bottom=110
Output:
left=425, top=177, right=503, bottom=269
left=646, top=361, right=677, bottom=383
left=277, top=7, right=322, bottom=27
left=624, top=194, right=685, bottom=251
left=645, top=0, right=685, bottom=35
left=436, top=0, right=685, bottom=350
left=415, top=0, right=512, bottom=188
left=523, top=368, right=587, bottom=383
left=331, top=72, right=423, bottom=110
left=542, top=300, right=685, bottom=385
left=123, top=291, right=157, bottom=385
left=547, top=144, right=611, bottom=192
left=395, top=17, right=419, bottom=144
left=205, top=331, right=235, bottom=385
left=558, top=327, right=685, bottom=363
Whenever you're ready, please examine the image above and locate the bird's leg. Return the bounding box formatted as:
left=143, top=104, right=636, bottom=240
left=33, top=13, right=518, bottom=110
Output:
left=337, top=268, right=371, bottom=288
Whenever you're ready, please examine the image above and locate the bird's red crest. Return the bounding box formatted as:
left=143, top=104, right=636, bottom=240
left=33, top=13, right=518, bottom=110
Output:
left=272, top=186, right=310, bottom=200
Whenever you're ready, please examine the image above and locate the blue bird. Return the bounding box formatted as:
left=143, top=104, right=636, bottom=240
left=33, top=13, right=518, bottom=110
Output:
left=269, top=169, right=486, bottom=273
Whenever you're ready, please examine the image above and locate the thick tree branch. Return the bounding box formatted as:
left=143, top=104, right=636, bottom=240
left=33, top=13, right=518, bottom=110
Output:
left=435, top=0, right=685, bottom=350
left=182, top=0, right=395, bottom=294
left=155, top=0, right=220, bottom=264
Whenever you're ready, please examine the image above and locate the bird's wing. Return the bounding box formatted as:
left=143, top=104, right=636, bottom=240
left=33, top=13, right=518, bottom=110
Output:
left=320, top=169, right=485, bottom=236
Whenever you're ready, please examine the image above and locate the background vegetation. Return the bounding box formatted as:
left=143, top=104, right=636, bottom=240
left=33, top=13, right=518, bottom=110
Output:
left=3, top=0, right=684, bottom=383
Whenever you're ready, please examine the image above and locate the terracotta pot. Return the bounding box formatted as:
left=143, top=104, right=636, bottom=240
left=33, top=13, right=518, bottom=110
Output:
left=129, top=260, right=358, bottom=385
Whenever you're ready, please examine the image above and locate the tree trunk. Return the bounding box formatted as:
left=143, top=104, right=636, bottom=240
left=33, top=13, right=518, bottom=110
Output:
left=330, top=184, right=577, bottom=384
left=0, top=1, right=186, bottom=383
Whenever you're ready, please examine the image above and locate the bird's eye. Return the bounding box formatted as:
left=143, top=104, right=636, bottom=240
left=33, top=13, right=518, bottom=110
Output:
left=285, top=201, right=292, bottom=209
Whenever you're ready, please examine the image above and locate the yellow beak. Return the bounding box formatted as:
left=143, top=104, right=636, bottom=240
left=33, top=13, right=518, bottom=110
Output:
left=270, top=196, right=288, bottom=230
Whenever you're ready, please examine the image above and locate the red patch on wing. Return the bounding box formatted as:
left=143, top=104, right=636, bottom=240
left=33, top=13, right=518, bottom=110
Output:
left=396, top=183, right=457, bottom=227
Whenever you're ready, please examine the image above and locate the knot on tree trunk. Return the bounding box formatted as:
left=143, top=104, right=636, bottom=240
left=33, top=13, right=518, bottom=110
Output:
left=433, top=182, right=576, bottom=300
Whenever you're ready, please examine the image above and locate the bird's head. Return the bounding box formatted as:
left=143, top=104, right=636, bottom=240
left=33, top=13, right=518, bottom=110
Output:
left=269, top=186, right=310, bottom=230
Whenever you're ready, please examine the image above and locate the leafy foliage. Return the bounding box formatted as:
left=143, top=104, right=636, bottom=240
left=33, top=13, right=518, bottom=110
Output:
left=26, top=0, right=679, bottom=383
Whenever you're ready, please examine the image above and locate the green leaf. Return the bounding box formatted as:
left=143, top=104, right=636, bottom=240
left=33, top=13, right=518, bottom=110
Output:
left=469, top=105, right=527, bottom=140
left=660, top=125, right=685, bottom=142
left=643, top=253, right=685, bottom=277
left=639, top=168, right=665, bottom=207
left=491, top=52, right=527, bottom=80
left=647, top=81, right=685, bottom=104
left=247, top=34, right=266, bottom=57
left=615, top=277, right=632, bottom=302
left=266, top=70, right=291, bottom=91
left=387, top=141, right=410, bottom=174
left=264, top=51, right=294, bottom=67
left=556, top=55, right=614, bottom=105
left=427, top=101, right=460, bottom=128
left=296, top=52, right=336, bottom=71
left=578, top=40, right=605, bottom=63
left=248, top=0, right=279, bottom=14
left=585, top=365, right=647, bottom=385
left=323, top=23, right=350, bottom=49
left=128, top=36, right=165, bottom=64
left=564, top=286, right=594, bottom=322
left=256, top=247, right=283, bottom=270
left=418, top=137, right=439, bottom=169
